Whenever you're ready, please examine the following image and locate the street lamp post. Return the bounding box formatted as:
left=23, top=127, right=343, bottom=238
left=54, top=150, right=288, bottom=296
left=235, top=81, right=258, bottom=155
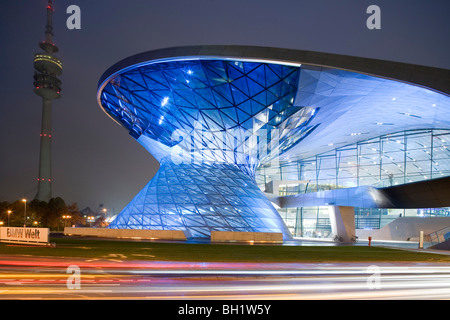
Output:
left=88, top=216, right=94, bottom=227
left=7, top=210, right=11, bottom=227
left=62, top=215, right=71, bottom=228
left=22, top=199, right=27, bottom=228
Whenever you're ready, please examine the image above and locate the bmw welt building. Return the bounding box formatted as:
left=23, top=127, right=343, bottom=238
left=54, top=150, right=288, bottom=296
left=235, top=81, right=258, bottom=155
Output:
left=96, top=45, right=450, bottom=243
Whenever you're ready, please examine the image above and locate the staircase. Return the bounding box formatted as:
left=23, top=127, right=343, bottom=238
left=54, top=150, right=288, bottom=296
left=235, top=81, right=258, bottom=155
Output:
left=428, top=226, right=450, bottom=250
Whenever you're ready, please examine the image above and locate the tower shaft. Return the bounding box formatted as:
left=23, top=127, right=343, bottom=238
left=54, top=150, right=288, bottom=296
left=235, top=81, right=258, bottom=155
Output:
left=35, top=98, right=53, bottom=201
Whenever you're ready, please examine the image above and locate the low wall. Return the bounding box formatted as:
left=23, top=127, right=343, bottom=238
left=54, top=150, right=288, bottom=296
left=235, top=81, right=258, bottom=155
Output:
left=211, top=231, right=283, bottom=243
left=64, top=227, right=188, bottom=241
left=356, top=217, right=450, bottom=242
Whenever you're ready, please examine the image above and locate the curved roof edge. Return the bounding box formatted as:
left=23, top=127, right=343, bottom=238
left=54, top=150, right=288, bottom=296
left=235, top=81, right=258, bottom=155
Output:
left=98, top=45, right=450, bottom=96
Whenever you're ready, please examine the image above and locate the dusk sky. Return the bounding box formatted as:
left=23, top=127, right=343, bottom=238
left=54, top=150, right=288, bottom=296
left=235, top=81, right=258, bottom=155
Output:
left=1, top=0, right=449, bottom=216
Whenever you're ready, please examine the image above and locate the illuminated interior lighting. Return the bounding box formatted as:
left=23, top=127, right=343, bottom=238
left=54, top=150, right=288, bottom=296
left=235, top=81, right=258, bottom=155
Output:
left=161, top=97, right=169, bottom=107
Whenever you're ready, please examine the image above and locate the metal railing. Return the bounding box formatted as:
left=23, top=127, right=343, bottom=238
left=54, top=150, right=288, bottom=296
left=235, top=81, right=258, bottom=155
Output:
left=428, top=226, right=450, bottom=245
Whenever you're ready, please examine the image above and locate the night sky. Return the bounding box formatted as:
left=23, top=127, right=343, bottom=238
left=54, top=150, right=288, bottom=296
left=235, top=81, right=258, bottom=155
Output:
left=1, top=0, right=449, bottom=216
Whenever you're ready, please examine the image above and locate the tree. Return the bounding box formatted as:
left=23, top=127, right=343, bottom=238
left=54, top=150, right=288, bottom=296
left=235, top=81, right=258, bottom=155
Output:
left=48, top=197, right=67, bottom=230
left=1, top=197, right=84, bottom=230
left=66, top=202, right=84, bottom=227
left=1, top=200, right=29, bottom=227
left=29, top=199, right=49, bottom=227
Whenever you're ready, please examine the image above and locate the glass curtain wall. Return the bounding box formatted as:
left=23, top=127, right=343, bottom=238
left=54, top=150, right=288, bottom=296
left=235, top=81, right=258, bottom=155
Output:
left=257, top=129, right=450, bottom=237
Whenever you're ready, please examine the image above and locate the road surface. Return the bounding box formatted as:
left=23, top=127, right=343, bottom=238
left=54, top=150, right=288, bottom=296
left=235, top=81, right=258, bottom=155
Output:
left=0, top=255, right=449, bottom=300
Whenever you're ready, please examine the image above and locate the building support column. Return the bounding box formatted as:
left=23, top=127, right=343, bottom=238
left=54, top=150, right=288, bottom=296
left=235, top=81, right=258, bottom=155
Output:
left=328, top=206, right=356, bottom=243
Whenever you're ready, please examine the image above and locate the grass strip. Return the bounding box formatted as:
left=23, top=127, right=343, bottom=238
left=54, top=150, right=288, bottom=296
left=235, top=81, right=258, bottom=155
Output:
left=0, top=237, right=448, bottom=263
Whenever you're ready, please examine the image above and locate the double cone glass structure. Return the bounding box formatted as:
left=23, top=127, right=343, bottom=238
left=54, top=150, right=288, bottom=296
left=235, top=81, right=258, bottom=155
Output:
left=97, top=46, right=450, bottom=239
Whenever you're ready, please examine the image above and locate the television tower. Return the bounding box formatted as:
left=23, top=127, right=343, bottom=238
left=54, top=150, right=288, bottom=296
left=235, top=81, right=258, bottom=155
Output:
left=33, top=0, right=62, bottom=202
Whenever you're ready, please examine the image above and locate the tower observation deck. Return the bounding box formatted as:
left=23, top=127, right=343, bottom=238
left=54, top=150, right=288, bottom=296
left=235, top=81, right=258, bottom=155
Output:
left=33, top=0, right=62, bottom=202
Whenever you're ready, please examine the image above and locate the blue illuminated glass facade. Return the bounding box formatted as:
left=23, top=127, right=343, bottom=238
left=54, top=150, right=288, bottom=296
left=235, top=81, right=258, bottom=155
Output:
left=108, top=161, right=291, bottom=238
left=98, top=49, right=450, bottom=240
left=98, top=58, right=319, bottom=239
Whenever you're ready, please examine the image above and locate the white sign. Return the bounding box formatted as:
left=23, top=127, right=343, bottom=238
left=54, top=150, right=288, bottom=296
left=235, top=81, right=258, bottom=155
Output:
left=0, top=227, right=49, bottom=244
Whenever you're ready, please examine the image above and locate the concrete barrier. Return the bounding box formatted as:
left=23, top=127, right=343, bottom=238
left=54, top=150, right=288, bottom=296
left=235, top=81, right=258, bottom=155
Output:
left=356, top=217, right=450, bottom=242
left=64, top=227, right=188, bottom=241
left=211, top=231, right=283, bottom=243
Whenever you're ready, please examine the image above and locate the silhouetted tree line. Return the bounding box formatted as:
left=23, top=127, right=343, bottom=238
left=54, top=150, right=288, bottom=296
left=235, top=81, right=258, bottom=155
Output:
left=0, top=197, right=86, bottom=230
